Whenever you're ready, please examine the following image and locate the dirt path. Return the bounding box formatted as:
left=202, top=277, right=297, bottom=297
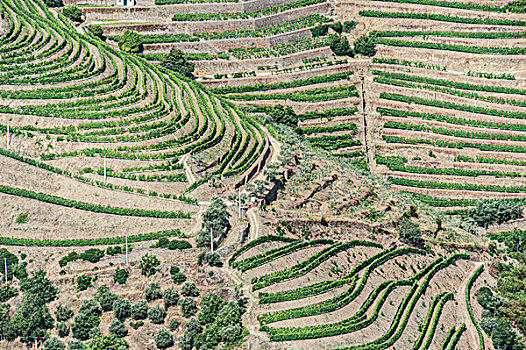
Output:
left=456, top=261, right=484, bottom=349
left=247, top=208, right=259, bottom=241
left=181, top=153, right=196, bottom=185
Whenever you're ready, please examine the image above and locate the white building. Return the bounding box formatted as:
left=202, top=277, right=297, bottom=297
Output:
left=116, top=0, right=135, bottom=6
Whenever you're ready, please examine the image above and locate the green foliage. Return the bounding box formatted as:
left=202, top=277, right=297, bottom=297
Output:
left=0, top=285, right=18, bottom=303
left=57, top=321, right=70, bottom=337
left=140, top=254, right=160, bottom=277
left=113, top=299, right=131, bottom=320
left=266, top=105, right=298, bottom=127
left=154, top=328, right=174, bottom=349
left=311, top=24, right=329, bottom=37
left=131, top=300, right=149, bottom=320
left=197, top=197, right=230, bottom=247
left=95, top=286, right=118, bottom=312
left=169, top=317, right=180, bottom=331
left=55, top=305, right=74, bottom=322
left=11, top=294, right=54, bottom=343
left=181, top=282, right=200, bottom=297
left=87, top=334, right=129, bottom=350
left=198, top=293, right=225, bottom=325
left=161, top=49, right=195, bottom=78
left=15, top=212, right=28, bottom=224
left=353, top=35, right=376, bottom=57
left=118, top=30, right=142, bottom=53
left=20, top=270, right=57, bottom=304
left=44, top=337, right=65, bottom=350
left=144, top=282, right=163, bottom=301
left=398, top=218, right=423, bottom=247
left=59, top=248, right=105, bottom=267
left=77, top=275, right=93, bottom=291
left=467, top=201, right=523, bottom=228
left=329, top=34, right=353, bottom=56
left=507, top=0, right=526, bottom=12
left=67, top=340, right=85, bottom=350
left=63, top=6, right=82, bottom=22
left=86, top=24, right=104, bottom=38
left=71, top=313, right=100, bottom=341
left=0, top=248, right=18, bottom=281
left=79, top=299, right=102, bottom=317
left=342, top=21, right=357, bottom=32
left=178, top=298, right=197, bottom=318
left=113, top=268, right=129, bottom=285
left=163, top=287, right=180, bottom=308
left=109, top=318, right=128, bottom=337
left=43, top=0, right=63, bottom=7
left=148, top=304, right=166, bottom=324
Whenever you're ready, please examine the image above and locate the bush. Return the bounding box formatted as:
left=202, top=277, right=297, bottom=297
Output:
left=168, top=240, right=192, bottom=250
left=178, top=331, right=193, bottom=350
left=15, top=212, right=28, bottom=224
left=171, top=272, right=187, bottom=285
left=329, top=34, right=353, bottom=56
left=144, top=282, right=163, bottom=301
left=108, top=318, right=128, bottom=337
left=113, top=268, right=129, bottom=285
left=139, top=254, right=160, bottom=277
left=67, top=340, right=85, bottom=350
left=310, top=24, right=328, bottom=37
left=342, top=21, right=357, bottom=32
left=86, top=24, right=104, bottom=38
left=55, top=305, right=74, bottom=322
left=181, top=282, right=199, bottom=297
left=353, top=35, right=376, bottom=56
left=95, top=287, right=118, bottom=312
left=119, top=30, right=143, bottom=53
left=163, top=287, right=180, bottom=308
left=0, top=285, right=18, bottom=302
left=87, top=334, right=129, bottom=350
left=161, top=48, right=195, bottom=78
left=57, top=322, right=70, bottom=337
left=71, top=314, right=99, bottom=341
left=169, top=317, right=180, bottom=331
left=398, top=217, right=423, bottom=247
left=130, top=320, right=144, bottom=329
left=43, top=0, right=63, bottom=7
left=63, top=6, right=82, bottom=22
left=154, top=328, right=174, bottom=349
left=77, top=275, right=93, bottom=291
left=131, top=300, right=149, bottom=320
left=43, top=337, right=65, bottom=350
left=148, top=304, right=166, bottom=324
left=78, top=300, right=102, bottom=317
left=178, top=298, right=197, bottom=318
left=113, top=299, right=131, bottom=320
left=468, top=200, right=523, bottom=228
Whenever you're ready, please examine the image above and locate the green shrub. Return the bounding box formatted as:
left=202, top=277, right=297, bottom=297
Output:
left=181, top=282, right=199, bottom=297
left=169, top=317, right=180, bottom=331
left=86, top=24, right=104, bottom=38
left=145, top=282, right=162, bottom=301
left=131, top=300, right=149, bottom=320
left=148, top=304, right=166, bottom=324
left=161, top=49, right=195, bottom=78
left=154, top=328, right=174, bottom=349
left=467, top=200, right=523, bottom=228
left=119, top=30, right=143, bottom=53
left=113, top=299, right=131, bottom=320
left=140, top=254, right=160, bottom=277
left=329, top=35, right=352, bottom=56
left=310, top=24, right=328, bottom=37
left=78, top=300, right=102, bottom=317
left=163, top=287, right=180, bottom=308
left=77, top=275, right=93, bottom=291
left=398, top=217, right=423, bottom=247
left=95, top=286, right=118, bottom=312
left=113, top=268, right=129, bottom=285
left=55, top=305, right=74, bottom=322
left=0, top=285, right=18, bottom=302
left=87, top=334, right=128, bottom=350
left=43, top=337, right=65, bottom=350
left=108, top=318, right=128, bottom=337
left=178, top=298, right=197, bottom=318
left=43, top=0, right=63, bottom=7
left=63, top=6, right=82, bottom=22
left=67, top=340, right=85, bottom=350
left=57, top=322, right=70, bottom=337
left=354, top=35, right=376, bottom=57
left=15, top=213, right=28, bottom=224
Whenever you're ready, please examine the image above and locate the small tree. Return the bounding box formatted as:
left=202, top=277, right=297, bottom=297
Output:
left=154, top=328, right=174, bottom=349
left=43, top=0, right=63, bottom=7
left=86, top=24, right=104, bottom=39
left=148, top=304, right=166, bottom=324
left=78, top=300, right=102, bottom=317
left=353, top=35, right=376, bottom=57
left=169, top=318, right=180, bottom=331
left=139, top=254, right=160, bottom=277
left=77, top=275, right=93, bottom=291
left=113, top=268, right=129, bottom=285
left=161, top=48, right=195, bottom=78
left=55, top=305, right=74, bottom=322
left=63, top=6, right=82, bottom=22
left=96, top=289, right=118, bottom=312
left=67, top=340, right=85, bottom=350
left=43, top=337, right=65, bottom=350
left=71, top=314, right=99, bottom=341
left=144, top=282, right=162, bottom=301
left=131, top=300, right=148, bottom=320
left=118, top=30, right=142, bottom=53
left=310, top=24, right=328, bottom=37
left=87, top=334, right=129, bottom=350
left=178, top=331, right=193, bottom=350
left=181, top=282, right=199, bottom=297
left=329, top=34, right=353, bottom=56
left=56, top=321, right=70, bottom=337
left=398, top=217, right=423, bottom=247
left=163, top=287, right=180, bottom=309
left=108, top=318, right=128, bottom=337
left=113, top=299, right=131, bottom=320
left=178, top=298, right=197, bottom=318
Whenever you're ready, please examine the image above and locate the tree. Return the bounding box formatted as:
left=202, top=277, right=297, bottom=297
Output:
left=163, top=287, right=180, bottom=309
left=55, top=305, right=74, bottom=322
left=148, top=304, right=166, bottom=324
left=67, top=340, right=85, bottom=350
left=139, top=254, right=160, bottom=277
left=329, top=34, right=353, bottom=56
left=87, top=334, right=129, bottom=350
left=19, top=269, right=57, bottom=304
left=113, top=268, right=129, bottom=285
left=63, top=6, right=82, bottom=22
left=468, top=200, right=523, bottom=228
left=43, top=337, right=65, bottom=350
left=310, top=24, right=328, bottom=37
left=0, top=285, right=17, bottom=303
left=71, top=313, right=100, bottom=341
left=161, top=48, right=195, bottom=78
left=398, top=217, right=423, bottom=247
left=0, top=303, right=15, bottom=341
left=43, top=0, right=63, bottom=7
left=11, top=294, right=54, bottom=344
left=118, top=30, right=142, bottom=53
left=342, top=21, right=357, bottom=33
left=267, top=105, right=297, bottom=127
left=109, top=318, right=128, bottom=337
left=181, top=282, right=199, bottom=297
left=154, top=328, right=174, bottom=349
left=131, top=300, right=148, bottom=320
left=113, top=299, right=131, bottom=320
left=78, top=300, right=102, bottom=317
left=178, top=331, right=193, bottom=350
left=86, top=24, right=104, bottom=39
left=95, top=288, right=118, bottom=312
left=77, top=275, right=93, bottom=291
left=353, top=35, right=377, bottom=57
left=184, top=318, right=202, bottom=337
left=169, top=318, right=180, bottom=331
left=57, top=321, right=70, bottom=337
left=144, top=282, right=162, bottom=301
left=198, top=293, right=225, bottom=325
left=178, top=298, right=197, bottom=318
left=197, top=197, right=230, bottom=247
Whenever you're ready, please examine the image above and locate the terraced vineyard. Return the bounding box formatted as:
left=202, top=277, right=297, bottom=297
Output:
left=229, top=235, right=490, bottom=349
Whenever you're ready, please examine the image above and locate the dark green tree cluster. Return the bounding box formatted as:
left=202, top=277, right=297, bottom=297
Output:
left=161, top=49, right=195, bottom=78
left=353, top=34, right=377, bottom=56
left=197, top=197, right=230, bottom=247
left=266, top=105, right=298, bottom=127
left=329, top=34, right=353, bottom=56
left=63, top=6, right=82, bottom=22
left=467, top=200, right=523, bottom=228
left=119, top=30, right=143, bottom=53
left=43, top=0, right=63, bottom=7
left=397, top=217, right=423, bottom=247
left=139, top=254, right=160, bottom=276
left=86, top=24, right=104, bottom=39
